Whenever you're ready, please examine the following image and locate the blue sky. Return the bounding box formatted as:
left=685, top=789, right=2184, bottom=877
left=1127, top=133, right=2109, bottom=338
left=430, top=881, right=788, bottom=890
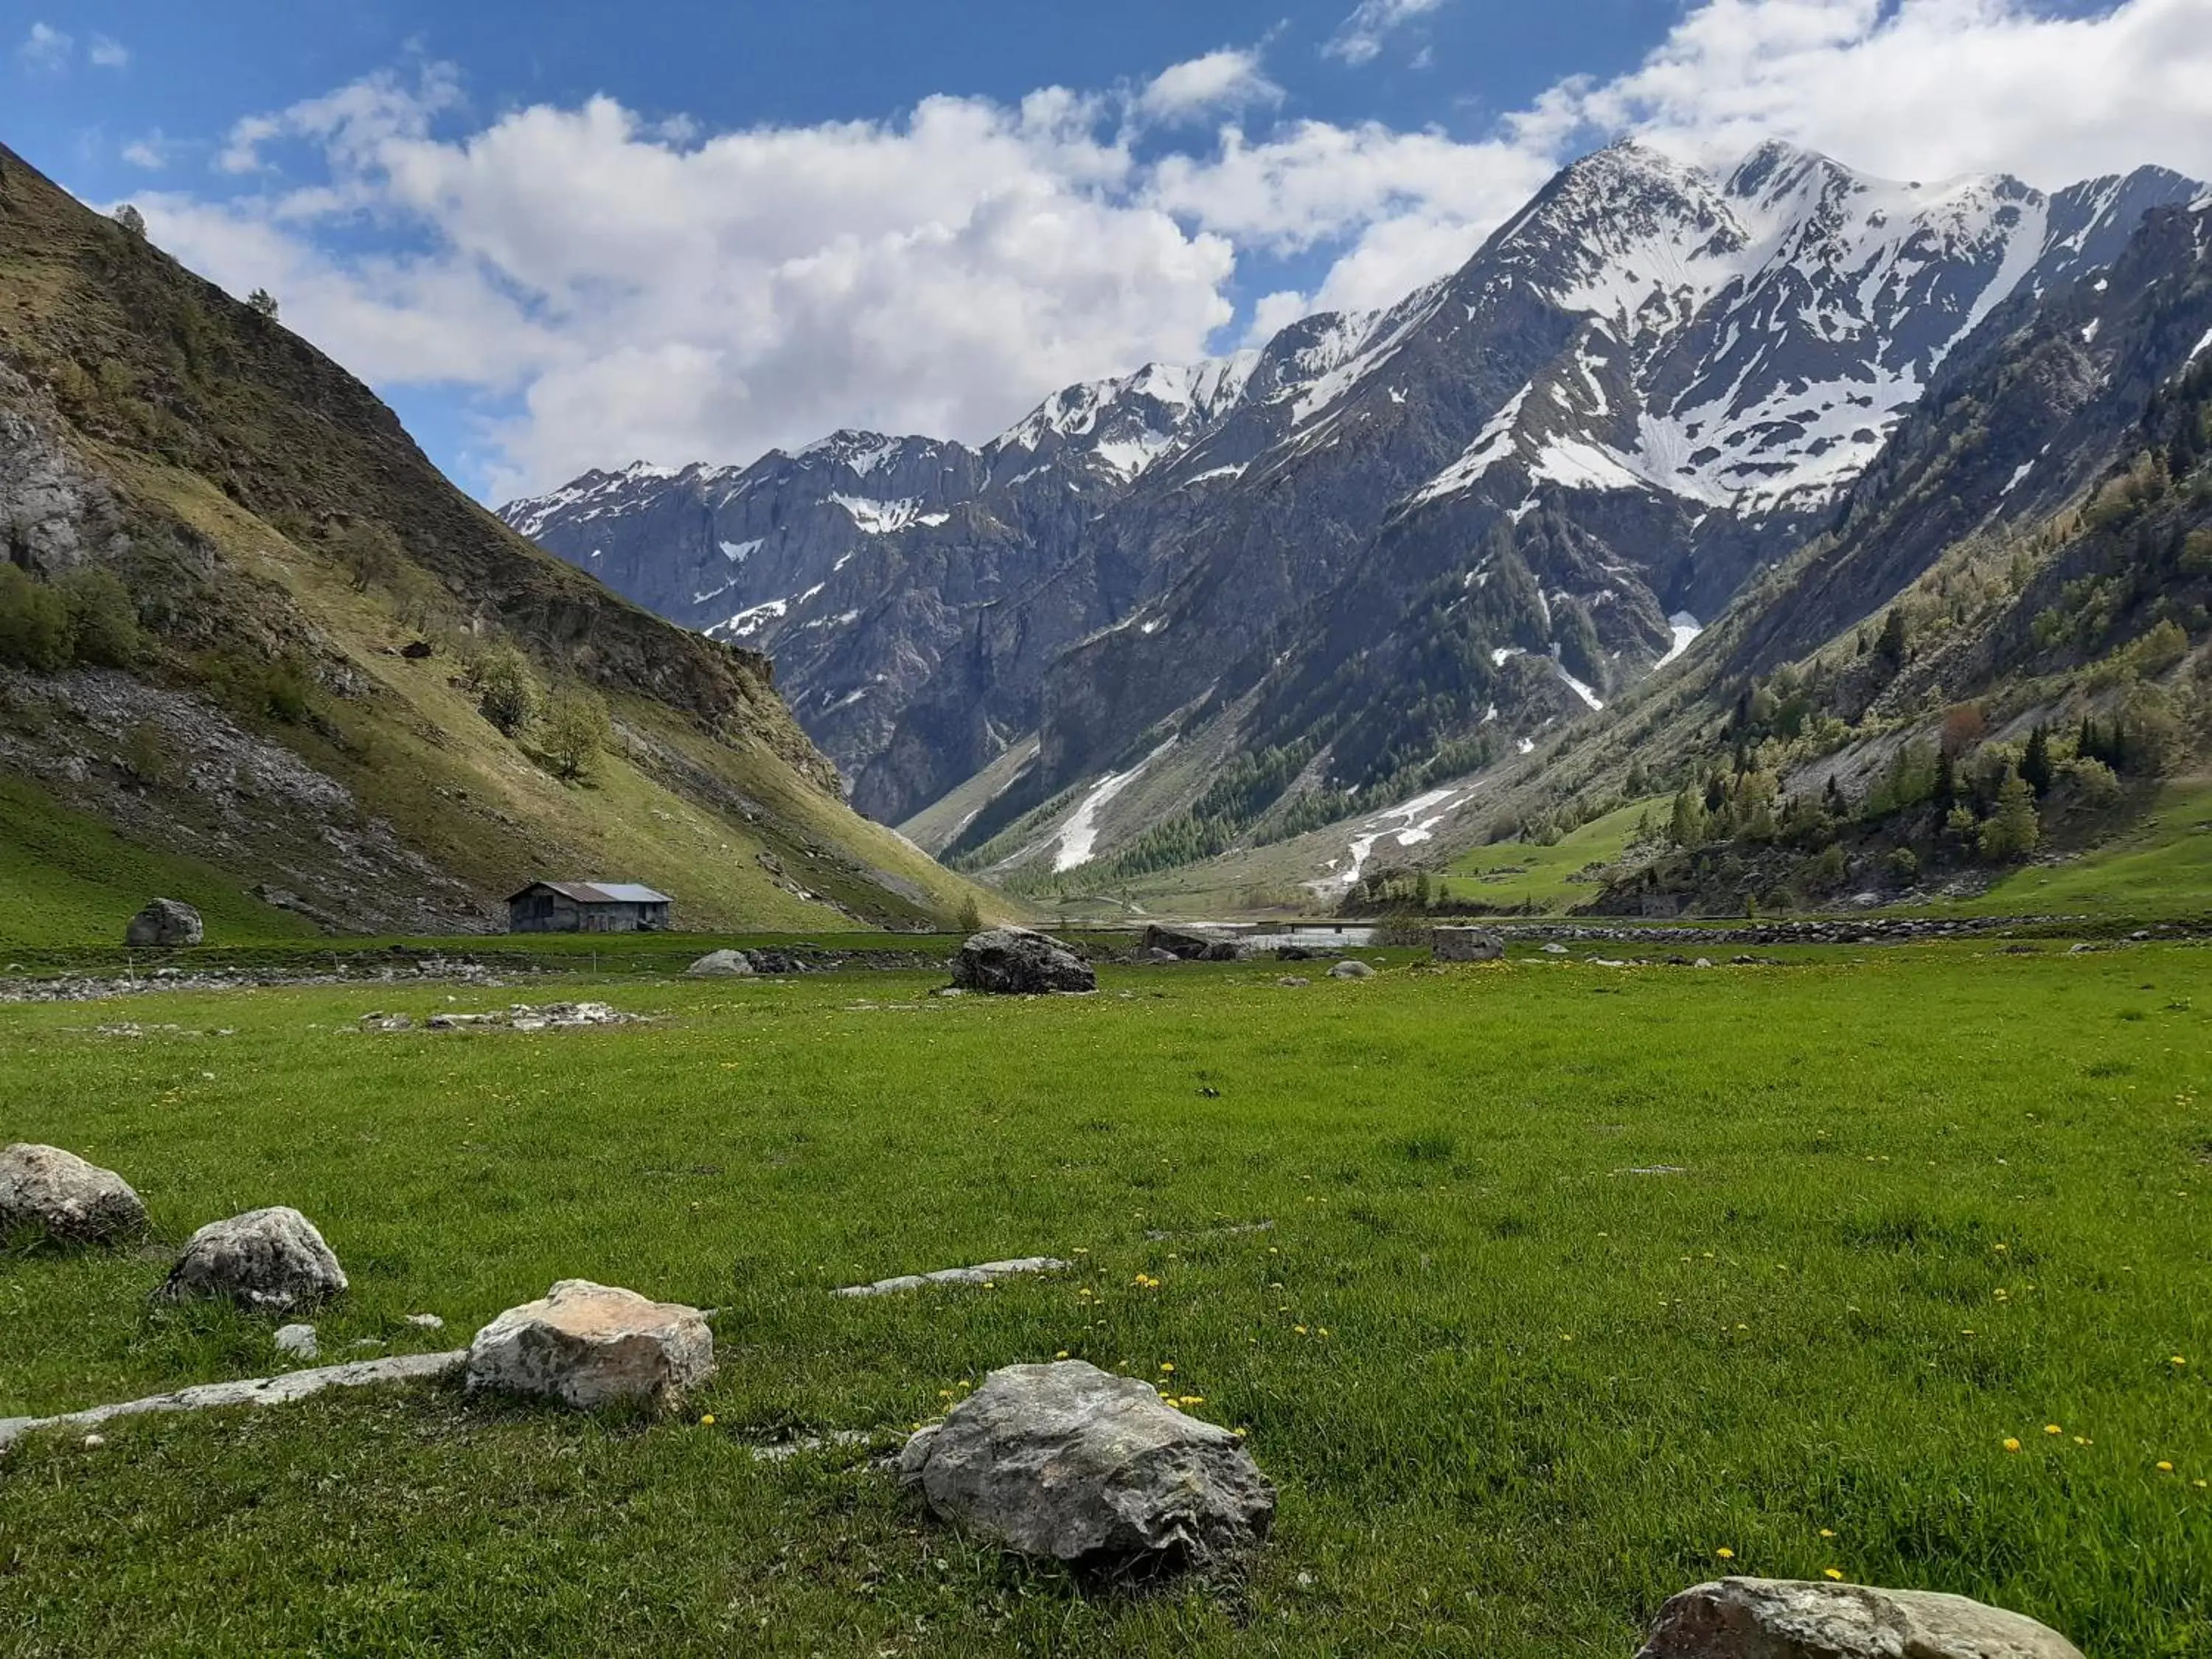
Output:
left=7, top=1, right=2208, bottom=500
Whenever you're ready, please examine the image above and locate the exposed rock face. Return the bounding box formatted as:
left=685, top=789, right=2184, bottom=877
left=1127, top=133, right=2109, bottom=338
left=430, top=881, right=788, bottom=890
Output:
left=949, top=928, right=1096, bottom=995
left=156, top=1206, right=348, bottom=1311
left=465, top=1279, right=714, bottom=1411
left=0, top=1143, right=148, bottom=1242
left=686, top=948, right=756, bottom=977
left=1432, top=927, right=1505, bottom=962
left=1638, top=1578, right=2086, bottom=1659
left=899, top=1360, right=1274, bottom=1574
left=125, top=898, right=203, bottom=947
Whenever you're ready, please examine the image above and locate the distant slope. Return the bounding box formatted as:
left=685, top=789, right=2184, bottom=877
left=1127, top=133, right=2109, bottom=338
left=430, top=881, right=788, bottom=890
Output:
left=0, top=142, right=998, bottom=942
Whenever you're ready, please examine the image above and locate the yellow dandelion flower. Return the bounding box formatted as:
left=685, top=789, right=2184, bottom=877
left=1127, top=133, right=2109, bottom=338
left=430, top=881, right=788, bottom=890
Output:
left=2157, top=1461, right=2175, bottom=1472
left=2171, top=1356, right=2188, bottom=1368
left=1160, top=1362, right=1175, bottom=1374
left=1818, top=1528, right=1836, bottom=1539
left=700, top=1413, right=717, bottom=1427
left=2044, top=1424, right=2062, bottom=1436
left=1714, top=1547, right=1735, bottom=1561
left=1823, top=1568, right=1843, bottom=1582
left=2003, top=1438, right=2022, bottom=1453
left=1294, top=1324, right=1309, bottom=1335
left=1055, top=1350, right=1069, bottom=1360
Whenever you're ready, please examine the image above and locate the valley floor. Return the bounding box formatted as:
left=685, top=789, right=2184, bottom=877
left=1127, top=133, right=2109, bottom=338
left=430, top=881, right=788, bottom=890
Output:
left=1, top=946, right=2208, bottom=1655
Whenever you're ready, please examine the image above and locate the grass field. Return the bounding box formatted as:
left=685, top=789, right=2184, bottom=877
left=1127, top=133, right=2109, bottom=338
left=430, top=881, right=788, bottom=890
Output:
left=1438, top=798, right=1662, bottom=914
left=2, top=948, right=2208, bottom=1655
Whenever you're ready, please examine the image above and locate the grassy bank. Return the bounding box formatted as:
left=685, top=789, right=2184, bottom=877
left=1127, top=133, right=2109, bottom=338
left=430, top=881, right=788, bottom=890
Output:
left=1, top=947, right=2207, bottom=1655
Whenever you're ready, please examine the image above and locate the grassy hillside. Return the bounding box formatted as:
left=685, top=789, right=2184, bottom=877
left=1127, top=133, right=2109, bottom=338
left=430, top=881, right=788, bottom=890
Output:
left=1439, top=796, right=1662, bottom=913
left=1936, top=778, right=2212, bottom=919
left=2, top=948, right=2206, bottom=1652
left=0, top=773, right=316, bottom=947
left=0, top=142, right=1000, bottom=940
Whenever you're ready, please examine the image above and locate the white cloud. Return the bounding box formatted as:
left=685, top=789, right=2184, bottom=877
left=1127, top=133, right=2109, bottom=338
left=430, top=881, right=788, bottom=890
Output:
left=1137, top=49, right=1283, bottom=123
left=139, top=1, right=2212, bottom=499
left=1324, top=0, right=1453, bottom=66
left=121, top=133, right=169, bottom=170
left=88, top=34, right=128, bottom=69
left=1534, top=0, right=2212, bottom=190
left=17, top=21, right=71, bottom=71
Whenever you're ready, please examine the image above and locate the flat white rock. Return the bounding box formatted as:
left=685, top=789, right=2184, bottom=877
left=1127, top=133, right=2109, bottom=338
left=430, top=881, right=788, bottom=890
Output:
left=466, top=1279, right=713, bottom=1411
left=1638, top=1577, right=2086, bottom=1659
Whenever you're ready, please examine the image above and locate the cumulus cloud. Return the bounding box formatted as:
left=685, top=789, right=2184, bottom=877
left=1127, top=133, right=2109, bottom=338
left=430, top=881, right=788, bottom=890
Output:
left=88, top=34, right=128, bottom=69
left=142, top=0, right=2212, bottom=498
left=1137, top=49, right=1284, bottom=123
left=1324, top=0, right=1453, bottom=66
left=16, top=21, right=71, bottom=71
left=121, top=133, right=170, bottom=170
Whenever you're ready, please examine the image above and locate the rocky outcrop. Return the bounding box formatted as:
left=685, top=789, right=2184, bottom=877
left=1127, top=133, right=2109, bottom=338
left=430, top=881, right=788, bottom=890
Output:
left=686, top=949, right=755, bottom=977
left=1637, top=1577, right=2085, bottom=1659
left=465, top=1279, right=714, bottom=1411
left=125, top=898, right=203, bottom=947
left=898, top=1360, right=1273, bottom=1575
left=0, top=1143, right=147, bottom=1242
left=949, top=928, right=1095, bottom=995
left=1432, top=926, right=1504, bottom=962
left=156, top=1206, right=348, bottom=1311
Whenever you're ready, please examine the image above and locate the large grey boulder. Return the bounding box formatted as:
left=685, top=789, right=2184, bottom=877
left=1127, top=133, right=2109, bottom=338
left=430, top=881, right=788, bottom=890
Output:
left=1432, top=926, right=1505, bottom=962
left=0, top=1143, right=148, bottom=1242
left=156, top=1206, right=347, bottom=1311
left=1637, top=1578, right=2085, bottom=1659
left=686, top=949, right=755, bottom=978
left=950, top=928, right=1096, bottom=995
left=125, top=898, right=203, bottom=948
left=466, top=1279, right=713, bottom=1411
left=899, top=1360, right=1274, bottom=1575
left=1328, top=959, right=1375, bottom=980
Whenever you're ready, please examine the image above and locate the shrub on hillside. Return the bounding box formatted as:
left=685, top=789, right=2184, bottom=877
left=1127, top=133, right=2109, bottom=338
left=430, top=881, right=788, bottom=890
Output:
left=0, top=565, right=74, bottom=670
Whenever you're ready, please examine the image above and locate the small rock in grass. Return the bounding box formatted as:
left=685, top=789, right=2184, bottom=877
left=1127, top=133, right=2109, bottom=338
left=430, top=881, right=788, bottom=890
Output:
left=0, top=1144, right=148, bottom=1243
left=83, top=1433, right=105, bottom=1449
left=950, top=929, right=1096, bottom=995
left=898, top=1360, right=1273, bottom=1576
left=1328, top=960, right=1374, bottom=980
left=406, top=1312, right=445, bottom=1330
left=686, top=949, right=755, bottom=978
left=466, top=1279, right=714, bottom=1411
left=1276, top=975, right=1310, bottom=987
left=1543, top=942, right=1569, bottom=955
left=1636, top=1577, right=2085, bottom=1659
left=156, top=1207, right=348, bottom=1312
left=273, top=1323, right=319, bottom=1360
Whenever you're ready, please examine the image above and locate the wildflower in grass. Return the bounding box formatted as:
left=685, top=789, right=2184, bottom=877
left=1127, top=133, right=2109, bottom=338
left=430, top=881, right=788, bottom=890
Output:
left=700, top=1414, right=716, bottom=1427
left=2172, top=1356, right=2188, bottom=1368
left=1714, top=1548, right=1734, bottom=1561
left=1824, top=1568, right=1843, bottom=1581
left=1294, top=1325, right=1309, bottom=1335
left=1054, top=1350, right=1068, bottom=1360
left=2003, top=1438, right=2022, bottom=1453
left=2044, top=1424, right=2062, bottom=1436
left=1818, top=1529, right=1836, bottom=1539
left=1159, top=1362, right=1175, bottom=1374
left=2157, top=1461, right=2174, bottom=1472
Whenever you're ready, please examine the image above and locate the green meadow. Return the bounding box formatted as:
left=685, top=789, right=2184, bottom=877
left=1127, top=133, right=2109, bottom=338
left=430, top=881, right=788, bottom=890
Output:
left=2, top=947, right=2208, bottom=1656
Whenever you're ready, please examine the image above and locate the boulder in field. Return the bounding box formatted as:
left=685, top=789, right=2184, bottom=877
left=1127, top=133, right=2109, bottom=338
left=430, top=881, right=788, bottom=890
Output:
left=950, top=928, right=1095, bottom=995
left=1636, top=1577, right=2085, bottom=1659
left=1329, top=960, right=1375, bottom=980
left=0, top=1143, right=148, bottom=1242
left=125, top=898, right=203, bottom=948
left=1431, top=927, right=1505, bottom=962
left=466, top=1279, right=714, bottom=1411
left=686, top=949, right=755, bottom=978
left=1141, top=924, right=1251, bottom=962
left=156, top=1206, right=347, bottom=1311
left=898, top=1360, right=1274, bottom=1575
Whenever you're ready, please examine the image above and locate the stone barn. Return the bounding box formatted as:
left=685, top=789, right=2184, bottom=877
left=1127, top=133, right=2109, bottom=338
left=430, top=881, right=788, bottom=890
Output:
left=507, top=881, right=672, bottom=934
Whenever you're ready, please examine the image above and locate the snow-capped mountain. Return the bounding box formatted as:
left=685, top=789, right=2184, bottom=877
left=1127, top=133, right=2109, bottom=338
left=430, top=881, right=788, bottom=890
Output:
left=500, top=139, right=2202, bottom=866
